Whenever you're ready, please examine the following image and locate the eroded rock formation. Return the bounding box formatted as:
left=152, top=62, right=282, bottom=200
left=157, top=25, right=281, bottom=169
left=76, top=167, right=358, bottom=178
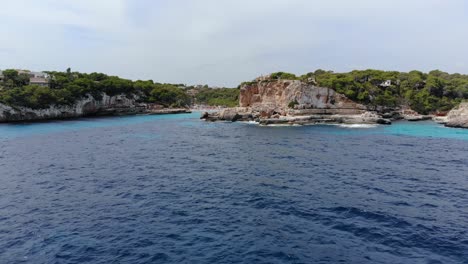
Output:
left=445, top=102, right=468, bottom=128
left=239, top=80, right=366, bottom=115
left=0, top=94, right=190, bottom=122
left=202, top=78, right=391, bottom=125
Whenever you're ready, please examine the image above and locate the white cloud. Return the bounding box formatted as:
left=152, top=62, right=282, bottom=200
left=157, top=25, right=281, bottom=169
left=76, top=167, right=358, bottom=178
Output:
left=0, top=0, right=467, bottom=86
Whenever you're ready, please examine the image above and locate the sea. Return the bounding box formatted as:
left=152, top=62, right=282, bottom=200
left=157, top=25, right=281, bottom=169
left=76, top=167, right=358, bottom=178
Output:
left=0, top=112, right=467, bottom=264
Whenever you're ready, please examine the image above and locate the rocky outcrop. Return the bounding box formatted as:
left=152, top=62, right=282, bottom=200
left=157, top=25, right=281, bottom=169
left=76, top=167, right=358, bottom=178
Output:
left=201, top=107, right=255, bottom=122
left=445, top=102, right=468, bottom=128
left=396, top=108, right=432, bottom=121
left=257, top=111, right=391, bottom=126
left=147, top=108, right=191, bottom=115
left=202, top=78, right=391, bottom=125
left=0, top=93, right=190, bottom=123
left=239, top=79, right=366, bottom=116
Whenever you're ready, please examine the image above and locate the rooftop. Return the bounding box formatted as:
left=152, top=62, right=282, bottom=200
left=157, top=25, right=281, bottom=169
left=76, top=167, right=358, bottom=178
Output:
left=29, top=77, right=49, bottom=83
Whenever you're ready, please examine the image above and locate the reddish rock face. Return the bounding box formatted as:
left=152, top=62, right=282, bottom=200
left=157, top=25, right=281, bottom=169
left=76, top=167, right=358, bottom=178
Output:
left=239, top=80, right=366, bottom=114
left=202, top=79, right=394, bottom=124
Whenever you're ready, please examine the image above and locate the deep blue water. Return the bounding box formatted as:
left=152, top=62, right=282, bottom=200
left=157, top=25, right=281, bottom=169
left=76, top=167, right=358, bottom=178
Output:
left=0, top=113, right=467, bottom=264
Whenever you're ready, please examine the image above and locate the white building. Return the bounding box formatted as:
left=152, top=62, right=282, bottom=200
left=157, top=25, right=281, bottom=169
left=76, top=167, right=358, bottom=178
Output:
left=380, top=80, right=392, bottom=87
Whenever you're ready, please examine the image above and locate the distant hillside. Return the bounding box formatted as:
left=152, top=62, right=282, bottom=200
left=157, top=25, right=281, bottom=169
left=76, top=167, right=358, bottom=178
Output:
left=0, top=68, right=190, bottom=109
left=0, top=68, right=242, bottom=110
left=243, top=70, right=468, bottom=114
left=1, top=68, right=467, bottom=114
left=186, top=86, right=239, bottom=107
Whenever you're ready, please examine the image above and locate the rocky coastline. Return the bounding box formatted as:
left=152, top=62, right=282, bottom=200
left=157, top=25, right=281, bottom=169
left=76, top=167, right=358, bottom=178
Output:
left=1, top=77, right=465, bottom=127
left=201, top=78, right=393, bottom=126
left=201, top=77, right=467, bottom=127
left=201, top=108, right=391, bottom=125
left=444, top=102, right=468, bottom=128
left=0, top=93, right=191, bottom=123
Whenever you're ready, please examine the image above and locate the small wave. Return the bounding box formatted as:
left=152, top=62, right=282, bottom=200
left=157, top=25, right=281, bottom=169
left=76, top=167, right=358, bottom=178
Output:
left=326, top=206, right=412, bottom=227
left=337, top=124, right=378, bottom=129
left=263, top=123, right=302, bottom=127
left=240, top=121, right=259, bottom=125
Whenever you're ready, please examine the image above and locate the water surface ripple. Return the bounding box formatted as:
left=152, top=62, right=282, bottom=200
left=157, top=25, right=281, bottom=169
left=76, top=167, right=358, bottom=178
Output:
left=0, top=113, right=467, bottom=263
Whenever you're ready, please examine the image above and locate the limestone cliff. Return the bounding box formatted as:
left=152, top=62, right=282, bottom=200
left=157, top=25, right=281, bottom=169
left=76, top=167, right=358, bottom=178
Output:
left=202, top=78, right=391, bottom=125
left=445, top=102, right=468, bottom=128
left=0, top=94, right=145, bottom=122
left=0, top=93, right=190, bottom=122
left=239, top=80, right=366, bottom=115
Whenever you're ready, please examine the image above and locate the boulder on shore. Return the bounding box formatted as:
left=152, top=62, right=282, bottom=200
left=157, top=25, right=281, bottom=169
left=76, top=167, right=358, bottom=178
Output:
left=445, top=102, right=468, bottom=128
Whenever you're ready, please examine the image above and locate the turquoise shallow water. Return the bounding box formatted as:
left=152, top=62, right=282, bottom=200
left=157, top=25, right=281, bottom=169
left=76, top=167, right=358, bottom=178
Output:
left=0, top=113, right=467, bottom=263
left=0, top=113, right=466, bottom=141
left=382, top=121, right=468, bottom=140
left=0, top=114, right=197, bottom=140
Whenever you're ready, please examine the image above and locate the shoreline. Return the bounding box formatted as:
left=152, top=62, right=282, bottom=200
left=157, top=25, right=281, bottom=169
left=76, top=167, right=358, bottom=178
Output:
left=0, top=106, right=463, bottom=130
left=0, top=108, right=192, bottom=124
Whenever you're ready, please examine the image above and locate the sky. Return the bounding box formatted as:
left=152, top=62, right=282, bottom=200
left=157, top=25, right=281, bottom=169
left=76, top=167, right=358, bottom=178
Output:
left=1, top=0, right=467, bottom=87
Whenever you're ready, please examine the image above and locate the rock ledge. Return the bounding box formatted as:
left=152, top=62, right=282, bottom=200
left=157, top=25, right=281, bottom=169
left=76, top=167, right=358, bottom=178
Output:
left=445, top=102, right=468, bottom=128
left=202, top=79, right=391, bottom=126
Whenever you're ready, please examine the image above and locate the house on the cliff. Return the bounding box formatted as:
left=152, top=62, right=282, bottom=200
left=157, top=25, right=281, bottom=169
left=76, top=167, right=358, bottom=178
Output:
left=379, top=80, right=392, bottom=87
left=17, top=70, right=50, bottom=87
left=29, top=77, right=50, bottom=87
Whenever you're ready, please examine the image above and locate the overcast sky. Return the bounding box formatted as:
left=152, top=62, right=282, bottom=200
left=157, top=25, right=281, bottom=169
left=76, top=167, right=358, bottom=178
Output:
left=1, top=0, right=467, bottom=86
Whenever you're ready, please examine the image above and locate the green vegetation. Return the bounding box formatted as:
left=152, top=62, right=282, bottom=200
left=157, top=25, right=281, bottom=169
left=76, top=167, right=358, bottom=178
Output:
left=270, top=72, right=298, bottom=80
left=266, top=69, right=467, bottom=114
left=193, top=87, right=239, bottom=107
left=237, top=81, right=257, bottom=89
left=2, top=68, right=467, bottom=113
left=1, top=70, right=30, bottom=88
left=148, top=83, right=190, bottom=108
left=312, top=69, right=468, bottom=114
left=0, top=69, right=190, bottom=109
left=288, top=100, right=299, bottom=109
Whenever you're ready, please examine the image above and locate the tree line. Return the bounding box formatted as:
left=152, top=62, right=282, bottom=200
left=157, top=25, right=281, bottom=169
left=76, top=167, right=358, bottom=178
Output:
left=191, top=86, right=239, bottom=107
left=0, top=69, right=191, bottom=109
left=2, top=68, right=467, bottom=113
left=260, top=70, right=468, bottom=114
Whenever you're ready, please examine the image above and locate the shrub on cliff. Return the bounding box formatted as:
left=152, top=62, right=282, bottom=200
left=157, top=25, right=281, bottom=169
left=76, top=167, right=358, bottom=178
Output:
left=237, top=81, right=257, bottom=88
left=1, top=69, right=30, bottom=88
left=1, top=85, right=59, bottom=109
left=270, top=72, right=298, bottom=80
left=288, top=100, right=299, bottom=109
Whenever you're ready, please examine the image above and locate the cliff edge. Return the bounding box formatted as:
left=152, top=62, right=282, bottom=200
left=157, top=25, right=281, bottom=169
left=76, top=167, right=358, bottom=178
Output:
left=445, top=102, right=468, bottom=128
left=202, top=78, right=391, bottom=125
left=0, top=93, right=190, bottom=122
